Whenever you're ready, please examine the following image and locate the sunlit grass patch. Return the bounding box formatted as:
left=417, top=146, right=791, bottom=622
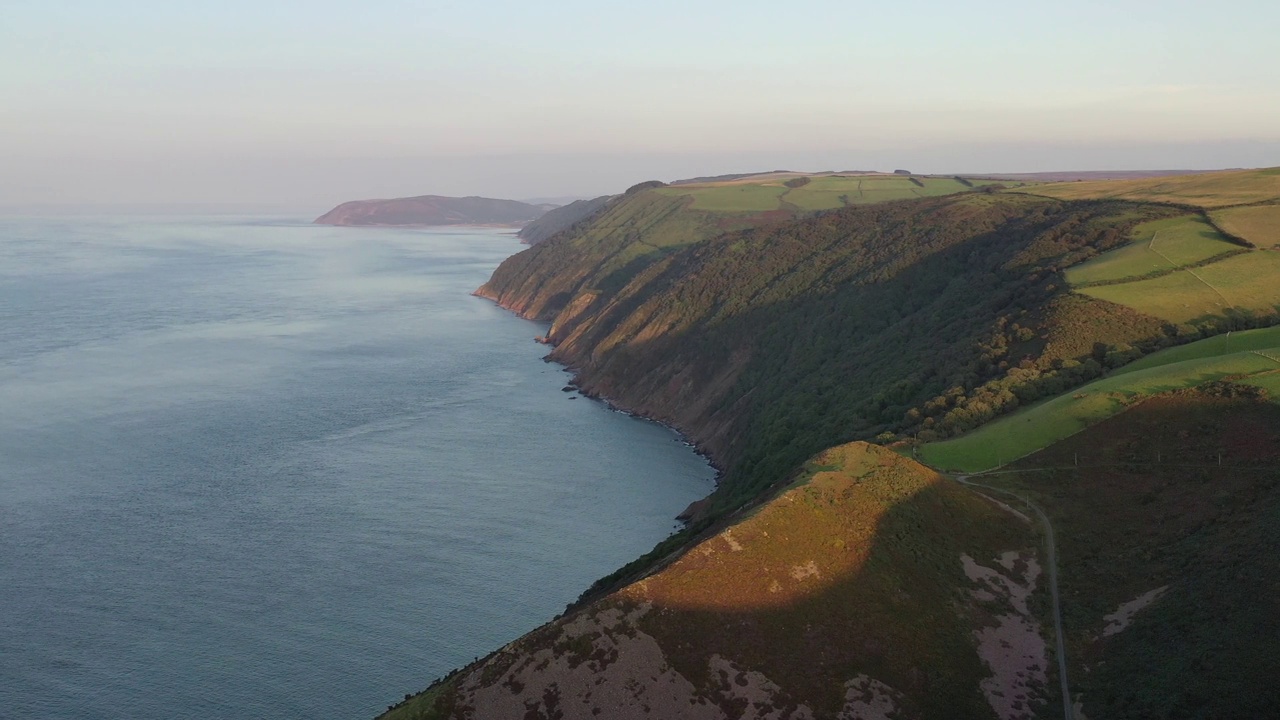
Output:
left=920, top=350, right=1280, bottom=472
left=1113, top=325, right=1280, bottom=375
left=670, top=184, right=788, bottom=212
left=1077, top=250, right=1280, bottom=323
left=1065, top=216, right=1239, bottom=286
left=1211, top=204, right=1280, bottom=248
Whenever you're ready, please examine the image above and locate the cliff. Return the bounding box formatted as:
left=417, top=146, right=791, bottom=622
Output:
left=478, top=185, right=1180, bottom=522
left=314, top=195, right=553, bottom=227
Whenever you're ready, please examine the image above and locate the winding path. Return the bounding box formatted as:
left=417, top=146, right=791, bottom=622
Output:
left=954, top=474, right=1074, bottom=720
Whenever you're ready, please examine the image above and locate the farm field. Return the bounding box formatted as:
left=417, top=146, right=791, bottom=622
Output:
left=1027, top=167, right=1280, bottom=208
left=1078, top=249, right=1280, bottom=323
left=672, top=183, right=788, bottom=211
left=918, top=347, right=1280, bottom=472
left=1112, top=325, right=1280, bottom=375
left=1065, top=215, right=1240, bottom=286
left=1210, top=204, right=1280, bottom=248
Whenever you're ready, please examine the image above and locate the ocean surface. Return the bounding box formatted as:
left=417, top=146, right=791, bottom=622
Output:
left=0, top=217, right=715, bottom=719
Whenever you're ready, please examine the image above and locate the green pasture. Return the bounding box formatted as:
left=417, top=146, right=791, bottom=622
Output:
left=669, top=184, right=788, bottom=212
left=1112, top=325, right=1280, bottom=375
left=919, top=348, right=1280, bottom=472
left=1079, top=250, right=1280, bottom=323
left=1239, top=367, right=1280, bottom=394
left=782, top=176, right=1003, bottom=210
left=1210, top=204, right=1280, bottom=248
left=1065, top=216, right=1239, bottom=286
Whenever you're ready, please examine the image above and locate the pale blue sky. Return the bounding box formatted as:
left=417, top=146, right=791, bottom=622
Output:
left=3, top=0, right=1278, bottom=207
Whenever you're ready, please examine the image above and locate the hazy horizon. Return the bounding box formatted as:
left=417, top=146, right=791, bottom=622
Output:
left=4, top=0, right=1278, bottom=207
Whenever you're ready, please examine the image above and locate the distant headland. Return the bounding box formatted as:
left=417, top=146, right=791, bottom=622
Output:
left=314, top=194, right=555, bottom=227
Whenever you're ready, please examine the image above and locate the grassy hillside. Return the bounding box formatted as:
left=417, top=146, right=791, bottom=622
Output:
left=502, top=193, right=1187, bottom=522
left=1075, top=245, right=1280, bottom=323
left=479, top=174, right=1015, bottom=323
left=1026, top=167, right=1280, bottom=208
left=378, top=444, right=1044, bottom=720
left=1209, top=203, right=1280, bottom=248
left=919, top=330, right=1280, bottom=471
left=1063, top=215, right=1242, bottom=286
left=984, top=393, right=1280, bottom=718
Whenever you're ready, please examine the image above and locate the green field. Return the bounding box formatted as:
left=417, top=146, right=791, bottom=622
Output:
left=918, top=346, right=1280, bottom=472
left=1078, top=250, right=1280, bottom=323
left=1029, top=167, right=1280, bottom=208
left=673, top=183, right=788, bottom=211
left=1112, top=325, right=1280, bottom=375
left=1064, top=216, right=1239, bottom=286
left=1210, top=204, right=1280, bottom=248
left=1239, top=368, right=1280, bottom=394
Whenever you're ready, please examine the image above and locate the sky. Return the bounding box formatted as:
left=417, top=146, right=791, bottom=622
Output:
left=3, top=0, right=1279, bottom=209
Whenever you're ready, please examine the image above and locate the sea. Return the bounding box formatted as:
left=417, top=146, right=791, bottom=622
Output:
left=0, top=216, right=716, bottom=719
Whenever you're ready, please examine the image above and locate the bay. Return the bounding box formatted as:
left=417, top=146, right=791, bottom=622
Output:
left=0, top=216, right=714, bottom=719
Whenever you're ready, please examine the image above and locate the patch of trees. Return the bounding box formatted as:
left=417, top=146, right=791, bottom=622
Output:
left=783, top=176, right=812, bottom=188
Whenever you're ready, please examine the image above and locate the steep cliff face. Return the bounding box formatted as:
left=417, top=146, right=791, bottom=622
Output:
left=481, top=188, right=1177, bottom=514
left=380, top=443, right=1045, bottom=720
left=314, top=195, right=552, bottom=226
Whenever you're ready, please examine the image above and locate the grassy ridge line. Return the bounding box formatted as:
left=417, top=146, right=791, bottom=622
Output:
left=660, top=175, right=1010, bottom=213
left=919, top=347, right=1280, bottom=472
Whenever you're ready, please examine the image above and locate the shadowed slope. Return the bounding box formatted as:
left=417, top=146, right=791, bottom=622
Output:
left=987, top=392, right=1280, bottom=718
left=491, top=192, right=1183, bottom=518
left=379, top=444, right=1044, bottom=720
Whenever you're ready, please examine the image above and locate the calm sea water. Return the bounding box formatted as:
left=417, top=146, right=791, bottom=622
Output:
left=0, top=217, right=714, bottom=719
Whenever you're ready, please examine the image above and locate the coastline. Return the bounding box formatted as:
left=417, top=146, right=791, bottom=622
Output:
left=472, top=286, right=724, bottom=524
